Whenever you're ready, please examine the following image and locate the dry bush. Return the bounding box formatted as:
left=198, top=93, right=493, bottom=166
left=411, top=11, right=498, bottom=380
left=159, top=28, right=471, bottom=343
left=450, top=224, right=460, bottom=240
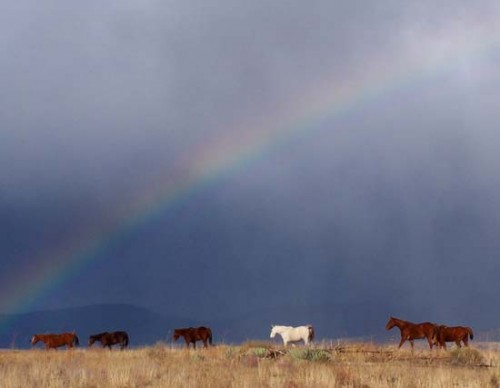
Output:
left=449, top=347, right=486, bottom=366
left=240, top=340, right=273, bottom=350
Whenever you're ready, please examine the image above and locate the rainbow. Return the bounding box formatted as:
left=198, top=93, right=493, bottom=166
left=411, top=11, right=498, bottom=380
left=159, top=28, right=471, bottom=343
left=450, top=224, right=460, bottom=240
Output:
left=1, top=25, right=499, bottom=333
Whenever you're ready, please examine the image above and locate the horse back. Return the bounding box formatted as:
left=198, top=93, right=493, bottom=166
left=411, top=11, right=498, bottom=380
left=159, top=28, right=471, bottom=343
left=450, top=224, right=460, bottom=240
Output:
left=422, top=322, right=438, bottom=337
left=435, top=325, right=473, bottom=342
left=117, top=331, right=129, bottom=343
left=174, top=326, right=212, bottom=345
left=194, top=326, right=211, bottom=341
left=43, top=332, right=77, bottom=348
left=113, top=331, right=129, bottom=347
left=104, top=331, right=126, bottom=346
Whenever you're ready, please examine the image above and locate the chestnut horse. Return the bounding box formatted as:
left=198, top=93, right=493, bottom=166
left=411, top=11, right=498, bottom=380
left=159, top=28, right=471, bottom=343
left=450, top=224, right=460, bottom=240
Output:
left=89, top=331, right=129, bottom=350
left=173, top=326, right=213, bottom=349
left=432, top=325, right=474, bottom=350
left=31, top=332, right=79, bottom=349
left=385, top=316, right=437, bottom=349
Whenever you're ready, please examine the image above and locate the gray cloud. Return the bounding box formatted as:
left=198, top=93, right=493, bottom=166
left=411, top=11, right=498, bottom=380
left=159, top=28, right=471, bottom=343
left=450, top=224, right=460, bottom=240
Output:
left=1, top=0, right=500, bottom=334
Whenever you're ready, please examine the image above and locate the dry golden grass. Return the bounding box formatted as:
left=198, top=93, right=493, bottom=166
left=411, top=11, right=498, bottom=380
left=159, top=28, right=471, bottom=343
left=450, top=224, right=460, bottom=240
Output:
left=0, top=342, right=499, bottom=387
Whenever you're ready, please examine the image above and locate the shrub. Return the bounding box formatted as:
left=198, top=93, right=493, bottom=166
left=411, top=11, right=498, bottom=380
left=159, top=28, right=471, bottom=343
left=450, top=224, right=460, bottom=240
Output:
left=449, top=348, right=485, bottom=366
left=225, top=347, right=238, bottom=360
left=288, top=349, right=332, bottom=362
left=240, top=341, right=273, bottom=350
left=191, top=353, right=205, bottom=362
left=146, top=342, right=169, bottom=361
left=250, top=347, right=270, bottom=358
left=490, top=374, right=499, bottom=388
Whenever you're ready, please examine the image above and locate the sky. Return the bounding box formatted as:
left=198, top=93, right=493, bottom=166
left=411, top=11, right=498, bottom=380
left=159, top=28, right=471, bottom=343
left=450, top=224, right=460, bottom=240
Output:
left=1, top=1, right=500, bottom=334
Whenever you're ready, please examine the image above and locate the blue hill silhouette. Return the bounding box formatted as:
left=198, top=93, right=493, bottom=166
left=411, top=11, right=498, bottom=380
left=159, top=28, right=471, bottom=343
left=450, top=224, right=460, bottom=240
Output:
left=0, top=304, right=196, bottom=349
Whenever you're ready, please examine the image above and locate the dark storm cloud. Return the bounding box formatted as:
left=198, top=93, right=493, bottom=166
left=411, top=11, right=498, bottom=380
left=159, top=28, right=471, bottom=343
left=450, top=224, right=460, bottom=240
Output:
left=1, top=0, right=500, bottom=336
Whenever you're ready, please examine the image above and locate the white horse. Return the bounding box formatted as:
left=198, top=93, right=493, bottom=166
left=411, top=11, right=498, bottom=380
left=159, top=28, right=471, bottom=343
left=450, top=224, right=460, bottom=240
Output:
left=270, top=325, right=315, bottom=346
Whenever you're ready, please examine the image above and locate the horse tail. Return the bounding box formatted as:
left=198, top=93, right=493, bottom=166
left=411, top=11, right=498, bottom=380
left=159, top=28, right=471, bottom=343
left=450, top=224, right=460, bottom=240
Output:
left=468, top=327, right=474, bottom=340
left=74, top=335, right=80, bottom=346
left=208, top=328, right=213, bottom=346
left=124, top=334, right=129, bottom=348
left=308, top=326, right=315, bottom=342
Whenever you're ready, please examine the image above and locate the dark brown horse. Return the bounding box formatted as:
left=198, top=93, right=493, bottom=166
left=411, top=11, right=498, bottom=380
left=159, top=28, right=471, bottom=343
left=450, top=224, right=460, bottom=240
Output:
left=31, top=332, right=79, bottom=349
left=385, top=316, right=437, bottom=349
left=89, top=331, right=129, bottom=350
left=173, top=326, right=213, bottom=349
left=432, top=325, right=474, bottom=350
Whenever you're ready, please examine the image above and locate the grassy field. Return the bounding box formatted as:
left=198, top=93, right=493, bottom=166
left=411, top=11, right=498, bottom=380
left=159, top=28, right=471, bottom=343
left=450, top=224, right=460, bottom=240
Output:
left=0, top=342, right=499, bottom=387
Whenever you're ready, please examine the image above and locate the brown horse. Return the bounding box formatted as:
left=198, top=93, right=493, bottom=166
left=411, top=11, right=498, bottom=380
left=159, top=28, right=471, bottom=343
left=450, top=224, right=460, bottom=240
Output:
left=432, top=325, right=474, bottom=350
left=31, top=332, right=79, bottom=349
left=385, top=316, right=437, bottom=349
left=173, top=326, right=213, bottom=349
left=89, top=331, right=129, bottom=350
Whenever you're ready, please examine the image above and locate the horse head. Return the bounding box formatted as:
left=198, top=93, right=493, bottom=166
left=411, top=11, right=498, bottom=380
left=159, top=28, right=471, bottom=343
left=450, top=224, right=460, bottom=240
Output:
left=270, top=325, right=277, bottom=338
left=172, top=330, right=180, bottom=342
left=88, top=336, right=96, bottom=347
left=31, top=335, right=40, bottom=345
left=385, top=317, right=396, bottom=330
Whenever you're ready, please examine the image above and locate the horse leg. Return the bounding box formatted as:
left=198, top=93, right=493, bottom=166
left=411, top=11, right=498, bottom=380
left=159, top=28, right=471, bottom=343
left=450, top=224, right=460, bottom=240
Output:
left=304, top=337, right=309, bottom=346
left=462, top=334, right=469, bottom=347
left=398, top=337, right=406, bottom=349
left=455, top=341, right=461, bottom=348
left=427, top=337, right=433, bottom=350
left=410, top=340, right=414, bottom=351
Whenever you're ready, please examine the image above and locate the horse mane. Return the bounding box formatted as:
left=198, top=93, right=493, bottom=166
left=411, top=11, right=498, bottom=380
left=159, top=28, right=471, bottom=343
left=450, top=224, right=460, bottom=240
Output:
left=271, top=325, right=292, bottom=329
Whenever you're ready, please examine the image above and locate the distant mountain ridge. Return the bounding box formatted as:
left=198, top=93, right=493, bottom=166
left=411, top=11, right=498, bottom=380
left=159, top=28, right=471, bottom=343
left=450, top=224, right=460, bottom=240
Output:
left=0, top=304, right=196, bottom=349
left=1, top=303, right=496, bottom=349
left=0, top=302, right=388, bottom=348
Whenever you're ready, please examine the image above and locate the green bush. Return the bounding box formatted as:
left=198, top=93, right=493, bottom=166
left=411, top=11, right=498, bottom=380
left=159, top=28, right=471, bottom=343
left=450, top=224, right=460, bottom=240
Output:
left=288, top=349, right=332, bottom=362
